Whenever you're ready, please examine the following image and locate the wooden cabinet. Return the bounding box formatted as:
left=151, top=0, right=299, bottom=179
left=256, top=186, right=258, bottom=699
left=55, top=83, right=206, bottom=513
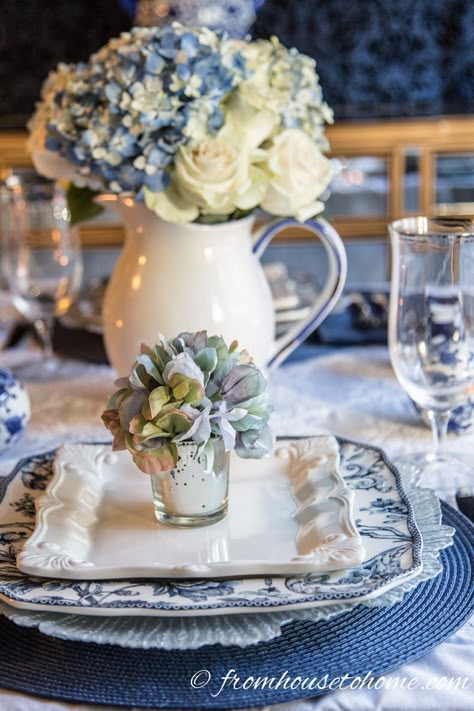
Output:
left=325, top=115, right=474, bottom=240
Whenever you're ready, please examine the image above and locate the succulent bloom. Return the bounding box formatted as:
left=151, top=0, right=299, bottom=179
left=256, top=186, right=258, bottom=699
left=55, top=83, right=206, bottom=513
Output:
left=163, top=351, right=205, bottom=384
left=132, top=443, right=178, bottom=475
left=173, top=404, right=212, bottom=445
left=235, top=424, right=275, bottom=459
left=101, top=332, right=273, bottom=473
left=163, top=352, right=206, bottom=403
left=220, top=364, right=266, bottom=405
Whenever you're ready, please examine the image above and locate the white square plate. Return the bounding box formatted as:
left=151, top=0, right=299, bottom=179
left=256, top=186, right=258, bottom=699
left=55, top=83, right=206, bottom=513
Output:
left=0, top=437, right=423, bottom=616
left=17, top=437, right=365, bottom=580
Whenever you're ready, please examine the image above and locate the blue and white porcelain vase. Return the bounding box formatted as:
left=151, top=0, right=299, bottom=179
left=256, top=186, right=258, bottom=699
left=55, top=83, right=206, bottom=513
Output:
left=0, top=369, right=30, bottom=452
left=132, top=0, right=266, bottom=37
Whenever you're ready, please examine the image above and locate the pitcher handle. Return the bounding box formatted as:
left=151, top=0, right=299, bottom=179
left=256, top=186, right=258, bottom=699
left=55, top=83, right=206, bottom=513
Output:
left=253, top=217, right=347, bottom=369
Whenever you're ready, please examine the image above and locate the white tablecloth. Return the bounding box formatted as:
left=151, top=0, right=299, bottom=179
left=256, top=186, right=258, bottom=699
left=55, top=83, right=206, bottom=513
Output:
left=0, top=345, right=472, bottom=711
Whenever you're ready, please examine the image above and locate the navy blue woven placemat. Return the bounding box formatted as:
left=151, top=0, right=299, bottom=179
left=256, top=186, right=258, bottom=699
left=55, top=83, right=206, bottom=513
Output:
left=0, top=502, right=472, bottom=709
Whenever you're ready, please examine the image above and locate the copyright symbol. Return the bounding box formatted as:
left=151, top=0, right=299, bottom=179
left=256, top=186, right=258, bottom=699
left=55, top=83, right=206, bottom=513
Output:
left=191, top=669, right=211, bottom=689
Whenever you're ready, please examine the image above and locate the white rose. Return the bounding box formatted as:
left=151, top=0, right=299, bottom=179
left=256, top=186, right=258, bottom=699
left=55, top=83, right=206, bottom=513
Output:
left=174, top=138, right=242, bottom=214
left=223, top=38, right=287, bottom=114
left=144, top=182, right=200, bottom=223
left=145, top=137, right=268, bottom=223
left=223, top=39, right=273, bottom=74
left=176, top=137, right=267, bottom=215
left=261, top=129, right=332, bottom=222
left=219, top=92, right=278, bottom=154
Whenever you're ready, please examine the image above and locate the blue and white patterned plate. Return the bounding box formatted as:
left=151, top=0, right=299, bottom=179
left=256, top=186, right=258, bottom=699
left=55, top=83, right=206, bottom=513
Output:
left=0, top=438, right=424, bottom=616
left=0, top=462, right=454, bottom=649
left=0, top=369, right=30, bottom=453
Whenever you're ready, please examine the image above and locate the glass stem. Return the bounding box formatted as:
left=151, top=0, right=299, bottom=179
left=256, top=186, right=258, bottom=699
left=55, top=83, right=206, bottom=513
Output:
left=427, top=409, right=450, bottom=458
left=34, top=318, right=54, bottom=361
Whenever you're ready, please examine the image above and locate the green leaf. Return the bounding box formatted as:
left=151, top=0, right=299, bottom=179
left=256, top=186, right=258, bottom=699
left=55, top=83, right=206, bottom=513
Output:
left=169, top=374, right=205, bottom=404
left=154, top=409, right=192, bottom=435
left=195, top=348, right=218, bottom=375
left=194, top=213, right=229, bottom=225
left=132, top=443, right=178, bottom=474
left=145, top=386, right=170, bottom=419
left=230, top=208, right=253, bottom=221
left=66, top=184, right=103, bottom=225
left=207, top=335, right=229, bottom=371
left=135, top=354, right=164, bottom=385
left=106, top=387, right=129, bottom=410
left=194, top=209, right=252, bottom=225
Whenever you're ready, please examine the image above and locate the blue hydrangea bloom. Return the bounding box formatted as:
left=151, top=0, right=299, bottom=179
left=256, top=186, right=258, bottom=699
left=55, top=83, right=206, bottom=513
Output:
left=29, top=22, right=332, bottom=217
left=33, top=25, right=251, bottom=196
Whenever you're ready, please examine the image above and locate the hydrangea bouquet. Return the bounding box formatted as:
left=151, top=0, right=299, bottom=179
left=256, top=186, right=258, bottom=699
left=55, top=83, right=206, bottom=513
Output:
left=101, top=332, right=274, bottom=474
left=29, top=23, right=333, bottom=224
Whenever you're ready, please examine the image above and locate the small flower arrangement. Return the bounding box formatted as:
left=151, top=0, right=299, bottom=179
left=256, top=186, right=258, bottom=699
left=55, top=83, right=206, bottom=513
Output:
left=101, top=332, right=274, bottom=474
left=28, top=23, right=333, bottom=224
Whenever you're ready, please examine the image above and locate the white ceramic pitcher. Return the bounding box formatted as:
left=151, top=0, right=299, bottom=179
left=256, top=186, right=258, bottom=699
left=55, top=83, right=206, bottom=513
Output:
left=98, top=195, right=347, bottom=375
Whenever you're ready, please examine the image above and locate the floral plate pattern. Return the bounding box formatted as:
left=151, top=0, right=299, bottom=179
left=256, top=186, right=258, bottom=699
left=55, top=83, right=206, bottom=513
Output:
left=0, top=438, right=424, bottom=616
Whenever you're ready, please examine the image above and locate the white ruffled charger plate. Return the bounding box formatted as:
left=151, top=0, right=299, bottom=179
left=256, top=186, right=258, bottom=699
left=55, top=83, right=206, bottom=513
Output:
left=0, top=438, right=454, bottom=648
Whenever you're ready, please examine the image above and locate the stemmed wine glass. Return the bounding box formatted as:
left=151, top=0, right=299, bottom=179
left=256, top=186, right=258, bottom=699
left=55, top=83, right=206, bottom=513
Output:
left=1, top=176, right=83, bottom=379
left=388, top=216, right=474, bottom=479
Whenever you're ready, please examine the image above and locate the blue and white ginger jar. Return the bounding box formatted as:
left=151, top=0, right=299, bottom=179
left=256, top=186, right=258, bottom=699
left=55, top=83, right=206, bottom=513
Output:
left=133, top=0, right=264, bottom=38
left=0, top=369, right=30, bottom=452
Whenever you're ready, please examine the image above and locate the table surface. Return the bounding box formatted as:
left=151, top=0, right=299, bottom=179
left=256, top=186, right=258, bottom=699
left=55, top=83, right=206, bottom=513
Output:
left=0, top=343, right=472, bottom=711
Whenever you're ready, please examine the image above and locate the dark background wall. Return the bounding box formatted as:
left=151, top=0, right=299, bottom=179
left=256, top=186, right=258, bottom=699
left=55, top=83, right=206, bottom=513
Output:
left=254, top=0, right=474, bottom=119
left=0, top=0, right=130, bottom=127
left=1, top=0, right=473, bottom=128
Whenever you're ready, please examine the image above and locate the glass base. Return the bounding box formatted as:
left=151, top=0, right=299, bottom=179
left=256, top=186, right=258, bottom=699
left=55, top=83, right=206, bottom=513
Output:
left=153, top=501, right=228, bottom=528
left=392, top=451, right=473, bottom=488
left=150, top=439, right=230, bottom=528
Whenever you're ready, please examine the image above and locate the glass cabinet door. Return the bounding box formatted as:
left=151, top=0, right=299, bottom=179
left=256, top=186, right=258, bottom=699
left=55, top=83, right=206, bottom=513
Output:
left=434, top=152, right=474, bottom=215
left=325, top=156, right=389, bottom=218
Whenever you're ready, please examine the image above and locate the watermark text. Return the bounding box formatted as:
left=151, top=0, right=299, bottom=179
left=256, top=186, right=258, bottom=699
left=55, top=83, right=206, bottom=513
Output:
left=189, top=668, right=472, bottom=698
